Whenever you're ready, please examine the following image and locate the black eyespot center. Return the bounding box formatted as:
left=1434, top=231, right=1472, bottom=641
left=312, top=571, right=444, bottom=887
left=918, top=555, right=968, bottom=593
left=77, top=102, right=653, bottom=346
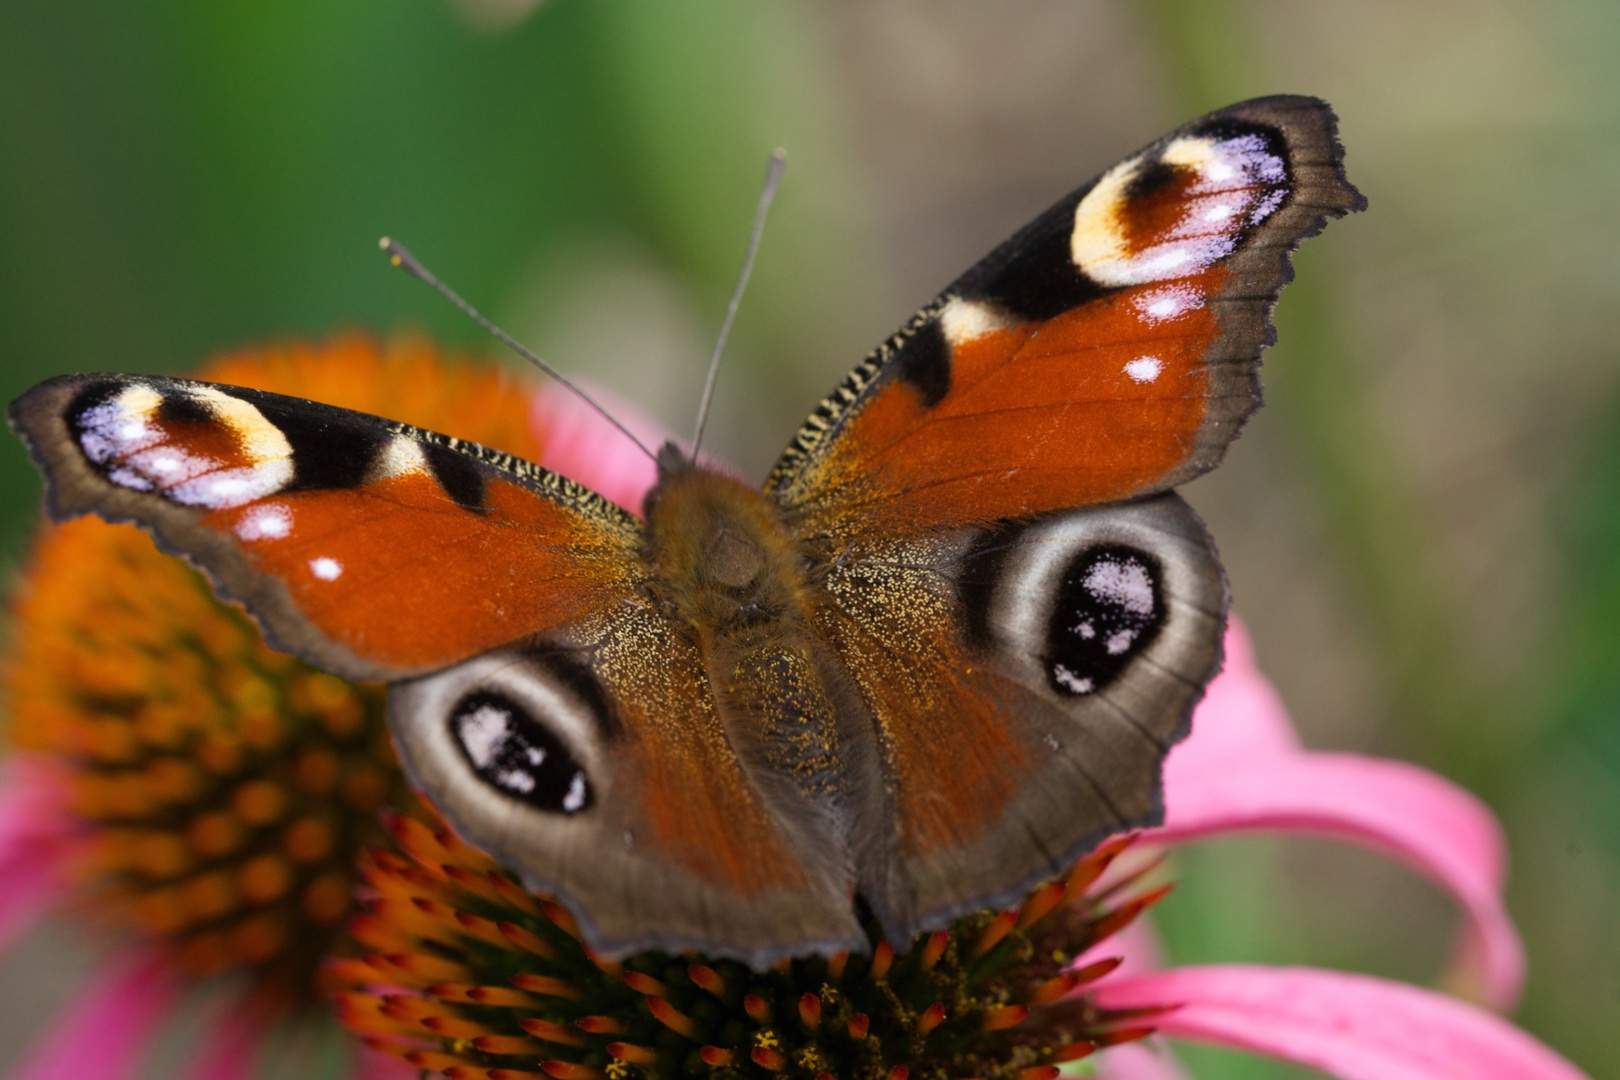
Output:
left=1044, top=544, right=1165, bottom=697
left=449, top=690, right=593, bottom=814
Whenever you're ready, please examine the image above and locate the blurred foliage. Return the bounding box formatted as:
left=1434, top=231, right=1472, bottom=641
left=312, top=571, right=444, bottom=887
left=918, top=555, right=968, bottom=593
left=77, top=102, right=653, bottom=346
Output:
left=0, top=0, right=876, bottom=566
left=1145, top=1, right=1620, bottom=1076
left=2, top=1, right=1617, bottom=1077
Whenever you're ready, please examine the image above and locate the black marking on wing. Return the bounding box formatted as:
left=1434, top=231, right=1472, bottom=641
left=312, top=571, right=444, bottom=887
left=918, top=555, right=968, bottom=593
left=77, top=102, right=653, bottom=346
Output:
left=423, top=440, right=488, bottom=513
left=154, top=390, right=214, bottom=426
left=1043, top=544, right=1165, bottom=697
left=974, top=225, right=1108, bottom=323
left=956, top=523, right=1023, bottom=650
left=893, top=319, right=951, bottom=408
left=229, top=389, right=388, bottom=493
left=1124, top=157, right=1181, bottom=202
left=532, top=647, right=622, bottom=742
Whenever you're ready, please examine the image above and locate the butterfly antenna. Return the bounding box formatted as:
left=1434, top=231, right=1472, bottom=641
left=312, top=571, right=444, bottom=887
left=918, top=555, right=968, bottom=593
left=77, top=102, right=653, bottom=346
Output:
left=379, top=237, right=658, bottom=464
left=690, top=148, right=787, bottom=456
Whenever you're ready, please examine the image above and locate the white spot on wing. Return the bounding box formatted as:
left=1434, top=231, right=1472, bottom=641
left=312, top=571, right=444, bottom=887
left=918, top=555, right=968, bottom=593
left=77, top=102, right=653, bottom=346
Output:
left=374, top=436, right=429, bottom=479
left=1133, top=284, right=1203, bottom=324
left=498, top=770, right=535, bottom=793
left=937, top=295, right=1013, bottom=346
left=1106, top=629, right=1138, bottom=655
left=170, top=466, right=293, bottom=508
left=106, top=466, right=154, bottom=491
left=235, top=503, right=292, bottom=541
left=562, top=773, right=587, bottom=812
left=1083, top=557, right=1155, bottom=616
left=1124, top=356, right=1164, bottom=383
left=1052, top=664, right=1094, bottom=695
left=1248, top=188, right=1286, bottom=225
left=77, top=386, right=164, bottom=471
left=458, top=703, right=511, bottom=768
left=309, top=557, right=344, bottom=581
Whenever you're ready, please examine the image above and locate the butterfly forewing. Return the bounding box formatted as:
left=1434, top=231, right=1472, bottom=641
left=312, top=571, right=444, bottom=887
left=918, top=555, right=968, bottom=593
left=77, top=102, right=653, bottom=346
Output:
left=769, top=95, right=1364, bottom=537
left=9, top=374, right=642, bottom=680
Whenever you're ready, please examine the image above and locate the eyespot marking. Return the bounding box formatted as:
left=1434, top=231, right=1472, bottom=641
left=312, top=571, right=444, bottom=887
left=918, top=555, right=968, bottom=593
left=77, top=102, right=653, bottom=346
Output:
left=449, top=690, right=593, bottom=813
left=68, top=381, right=295, bottom=509
left=1044, top=544, right=1165, bottom=697
left=1069, top=124, right=1290, bottom=288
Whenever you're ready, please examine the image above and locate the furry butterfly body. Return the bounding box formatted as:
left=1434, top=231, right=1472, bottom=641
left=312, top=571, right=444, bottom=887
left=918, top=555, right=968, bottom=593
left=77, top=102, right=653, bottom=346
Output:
left=10, top=96, right=1363, bottom=964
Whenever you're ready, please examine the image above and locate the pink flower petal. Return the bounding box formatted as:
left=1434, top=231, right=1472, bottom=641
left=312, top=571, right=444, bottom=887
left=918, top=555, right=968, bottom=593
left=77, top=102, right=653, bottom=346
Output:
left=530, top=381, right=668, bottom=516
left=1151, top=619, right=1524, bottom=1009
left=0, top=755, right=83, bottom=954
left=11, top=949, right=182, bottom=1080
left=1167, top=618, right=1301, bottom=771
left=355, top=1046, right=423, bottom=1080
left=1092, top=965, right=1590, bottom=1080
left=1079, top=902, right=1165, bottom=978
left=180, top=1004, right=269, bottom=1080
left=1096, top=1041, right=1193, bottom=1080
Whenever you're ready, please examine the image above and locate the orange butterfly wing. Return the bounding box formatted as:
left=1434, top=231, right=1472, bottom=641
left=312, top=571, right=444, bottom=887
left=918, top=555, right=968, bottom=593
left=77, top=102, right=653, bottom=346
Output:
left=770, top=95, right=1364, bottom=536
left=10, top=374, right=640, bottom=681
left=769, top=97, right=1362, bottom=940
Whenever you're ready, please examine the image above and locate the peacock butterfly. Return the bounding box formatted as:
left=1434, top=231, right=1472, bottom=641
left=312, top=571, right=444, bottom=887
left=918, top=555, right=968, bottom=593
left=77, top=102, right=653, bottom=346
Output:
left=9, top=96, right=1363, bottom=964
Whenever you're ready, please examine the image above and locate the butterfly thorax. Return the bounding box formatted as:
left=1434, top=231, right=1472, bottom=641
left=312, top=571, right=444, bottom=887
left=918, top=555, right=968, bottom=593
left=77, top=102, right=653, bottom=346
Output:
left=642, top=453, right=853, bottom=810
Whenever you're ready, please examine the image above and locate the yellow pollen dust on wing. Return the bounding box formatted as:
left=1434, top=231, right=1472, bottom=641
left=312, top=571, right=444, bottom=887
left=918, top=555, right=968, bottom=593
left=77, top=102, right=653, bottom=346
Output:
left=937, top=296, right=1014, bottom=347
left=187, top=386, right=294, bottom=466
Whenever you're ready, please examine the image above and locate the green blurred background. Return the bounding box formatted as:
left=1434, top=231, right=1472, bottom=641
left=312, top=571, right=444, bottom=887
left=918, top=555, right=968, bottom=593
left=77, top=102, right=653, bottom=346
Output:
left=2, top=1, right=1616, bottom=1076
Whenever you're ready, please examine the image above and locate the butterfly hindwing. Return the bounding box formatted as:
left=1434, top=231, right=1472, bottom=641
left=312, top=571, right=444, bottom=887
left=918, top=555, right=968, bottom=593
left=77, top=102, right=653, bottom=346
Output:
left=819, top=493, right=1225, bottom=939
left=389, top=613, right=867, bottom=963
left=769, top=95, right=1364, bottom=537
left=9, top=373, right=643, bottom=681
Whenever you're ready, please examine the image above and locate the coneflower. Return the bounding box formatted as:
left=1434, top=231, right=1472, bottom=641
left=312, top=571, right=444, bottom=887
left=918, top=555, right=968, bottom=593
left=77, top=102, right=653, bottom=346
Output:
left=0, top=334, right=558, bottom=1077
left=335, top=811, right=1164, bottom=1080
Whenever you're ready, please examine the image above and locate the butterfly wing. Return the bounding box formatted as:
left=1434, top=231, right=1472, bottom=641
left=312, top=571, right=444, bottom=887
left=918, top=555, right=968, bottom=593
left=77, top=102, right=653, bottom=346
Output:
left=773, top=97, right=1360, bottom=939
left=10, top=373, right=867, bottom=958
left=10, top=374, right=642, bottom=681
left=769, top=95, right=1364, bottom=535
left=390, top=619, right=865, bottom=963
left=819, top=494, right=1224, bottom=940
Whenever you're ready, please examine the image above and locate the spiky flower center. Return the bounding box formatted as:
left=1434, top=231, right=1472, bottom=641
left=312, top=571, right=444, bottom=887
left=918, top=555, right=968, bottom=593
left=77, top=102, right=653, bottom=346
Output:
left=5, top=515, right=406, bottom=991
left=336, top=816, right=1168, bottom=1080
left=2, top=334, right=548, bottom=1000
